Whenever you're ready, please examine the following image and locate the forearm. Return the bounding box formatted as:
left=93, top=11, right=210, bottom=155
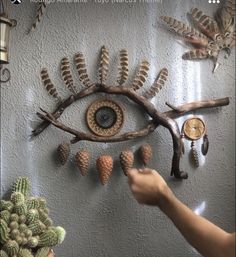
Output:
left=159, top=187, right=235, bottom=257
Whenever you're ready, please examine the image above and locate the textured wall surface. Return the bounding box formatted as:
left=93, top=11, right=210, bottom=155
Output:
left=0, top=0, right=235, bottom=256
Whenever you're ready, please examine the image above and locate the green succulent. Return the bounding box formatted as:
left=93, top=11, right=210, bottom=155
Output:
left=0, top=250, right=9, bottom=257
left=35, top=247, right=51, bottom=257
left=12, top=178, right=30, bottom=197
left=0, top=219, right=9, bottom=243
left=0, top=177, right=66, bottom=257
left=0, top=210, right=11, bottom=224
left=18, top=248, right=34, bottom=257
left=0, top=201, right=14, bottom=212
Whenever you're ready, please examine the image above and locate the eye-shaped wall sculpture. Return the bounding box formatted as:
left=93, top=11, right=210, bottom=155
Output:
left=32, top=46, right=230, bottom=180
left=161, top=0, right=236, bottom=72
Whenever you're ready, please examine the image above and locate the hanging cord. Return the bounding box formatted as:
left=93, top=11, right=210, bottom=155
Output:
left=5, top=0, right=9, bottom=15
left=0, top=0, right=5, bottom=13
left=1, top=0, right=10, bottom=15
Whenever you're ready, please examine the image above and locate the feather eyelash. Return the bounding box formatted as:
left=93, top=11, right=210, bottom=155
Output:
left=40, top=69, right=61, bottom=101
left=60, top=57, right=77, bottom=95
left=98, top=46, right=109, bottom=84
left=144, top=68, right=168, bottom=99
left=74, top=52, right=92, bottom=88
left=117, top=49, right=129, bottom=86
left=131, top=60, right=150, bottom=91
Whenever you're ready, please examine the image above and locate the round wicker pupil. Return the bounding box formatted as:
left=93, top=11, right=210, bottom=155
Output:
left=86, top=99, right=124, bottom=137
left=95, top=107, right=117, bottom=129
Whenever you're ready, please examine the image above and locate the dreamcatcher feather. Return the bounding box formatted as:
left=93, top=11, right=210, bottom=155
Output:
left=117, top=49, right=129, bottom=86
left=40, top=69, right=61, bottom=102
left=29, top=3, right=47, bottom=33
left=144, top=68, right=168, bottom=99
left=180, top=138, right=185, bottom=156
left=161, top=0, right=236, bottom=72
left=201, top=134, right=209, bottom=156
left=131, top=60, right=150, bottom=91
left=60, top=57, right=77, bottom=95
left=98, top=46, right=109, bottom=84
left=74, top=52, right=92, bottom=88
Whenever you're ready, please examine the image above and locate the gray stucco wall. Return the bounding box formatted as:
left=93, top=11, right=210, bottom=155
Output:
left=1, top=0, right=235, bottom=256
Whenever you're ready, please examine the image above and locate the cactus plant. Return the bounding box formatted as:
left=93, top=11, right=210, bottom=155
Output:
left=0, top=250, right=9, bottom=257
left=35, top=247, right=51, bottom=257
left=0, top=177, right=66, bottom=256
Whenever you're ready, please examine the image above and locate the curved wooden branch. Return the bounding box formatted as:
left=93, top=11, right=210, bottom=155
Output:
left=164, top=98, right=230, bottom=118
left=31, top=85, right=98, bottom=136
left=32, top=82, right=230, bottom=179
left=37, top=109, right=157, bottom=143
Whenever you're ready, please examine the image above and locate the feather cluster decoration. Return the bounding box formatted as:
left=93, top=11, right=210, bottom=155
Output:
left=131, top=60, right=150, bottom=91
left=161, top=0, right=236, bottom=72
left=117, top=49, right=129, bottom=86
left=98, top=46, right=109, bottom=84
left=29, top=3, right=47, bottom=33
left=144, top=68, right=168, bottom=99
left=74, top=52, right=92, bottom=88
left=40, top=69, right=61, bottom=102
left=60, top=57, right=77, bottom=95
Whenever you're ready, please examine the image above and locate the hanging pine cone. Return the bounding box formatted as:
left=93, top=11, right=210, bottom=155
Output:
left=139, top=144, right=152, bottom=166
left=75, top=150, right=90, bottom=176
left=57, top=143, right=70, bottom=165
left=119, top=150, right=134, bottom=176
left=190, top=141, right=200, bottom=168
left=96, top=155, right=113, bottom=185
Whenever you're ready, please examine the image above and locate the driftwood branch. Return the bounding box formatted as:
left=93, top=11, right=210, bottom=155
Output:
left=37, top=110, right=157, bottom=143
left=32, top=82, right=230, bottom=180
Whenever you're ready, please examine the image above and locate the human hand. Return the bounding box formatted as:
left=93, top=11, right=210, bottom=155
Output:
left=127, top=168, right=170, bottom=206
left=47, top=250, right=54, bottom=257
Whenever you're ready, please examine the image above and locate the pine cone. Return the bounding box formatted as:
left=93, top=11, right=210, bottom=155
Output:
left=96, top=155, right=113, bottom=185
left=119, top=150, right=134, bottom=176
left=191, top=146, right=200, bottom=168
left=139, top=144, right=152, bottom=165
left=57, top=143, right=70, bottom=165
left=75, top=150, right=90, bottom=176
